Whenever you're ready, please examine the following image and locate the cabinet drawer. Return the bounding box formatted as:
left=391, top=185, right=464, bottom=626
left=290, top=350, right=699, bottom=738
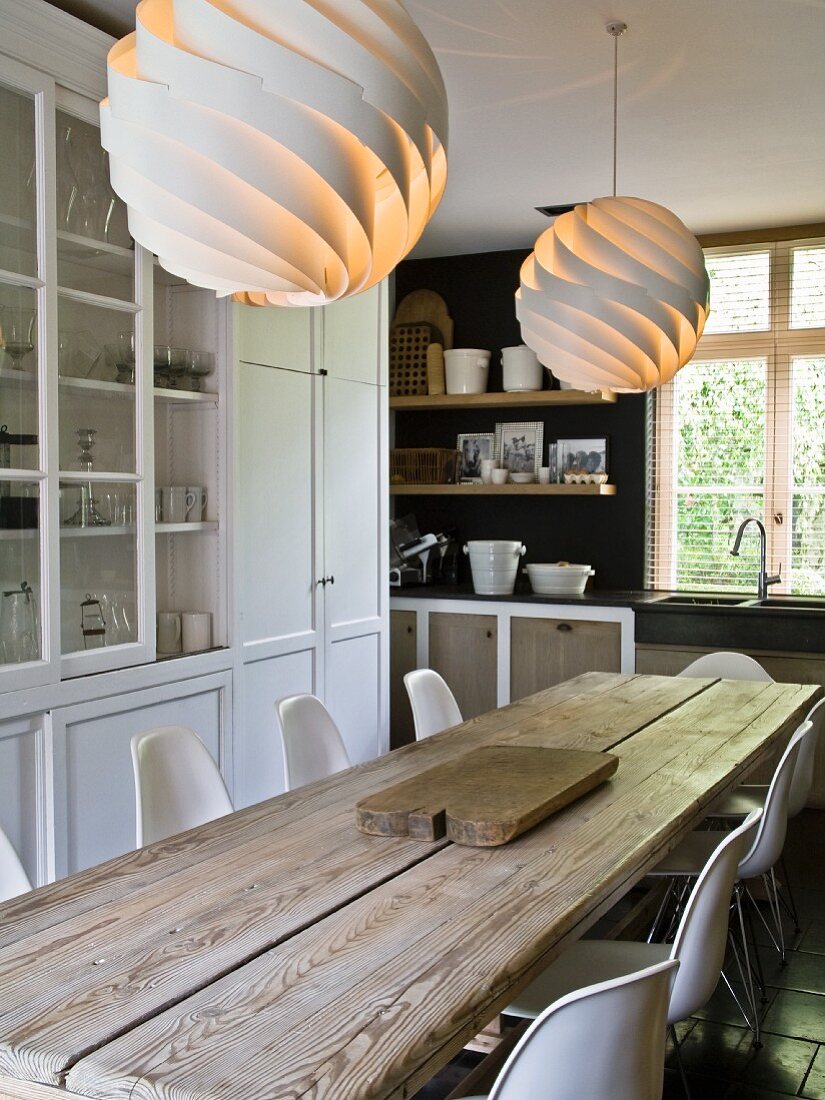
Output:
left=511, top=617, right=621, bottom=701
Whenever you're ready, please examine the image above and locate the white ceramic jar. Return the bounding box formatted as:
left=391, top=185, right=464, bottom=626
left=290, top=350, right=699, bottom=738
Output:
left=463, top=540, right=526, bottom=595
left=444, top=348, right=491, bottom=394
left=501, top=345, right=542, bottom=391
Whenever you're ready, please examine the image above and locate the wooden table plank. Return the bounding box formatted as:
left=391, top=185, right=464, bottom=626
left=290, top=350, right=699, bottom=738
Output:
left=58, top=679, right=816, bottom=1100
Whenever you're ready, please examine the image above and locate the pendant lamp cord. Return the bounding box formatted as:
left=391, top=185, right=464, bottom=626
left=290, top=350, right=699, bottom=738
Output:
left=606, top=21, right=627, bottom=198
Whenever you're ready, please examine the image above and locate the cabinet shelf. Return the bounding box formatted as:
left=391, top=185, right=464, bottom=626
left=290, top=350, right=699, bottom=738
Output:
left=155, top=522, right=218, bottom=534
left=389, top=389, right=616, bottom=411
left=390, top=483, right=617, bottom=496
left=60, top=525, right=135, bottom=537
left=154, top=387, right=218, bottom=405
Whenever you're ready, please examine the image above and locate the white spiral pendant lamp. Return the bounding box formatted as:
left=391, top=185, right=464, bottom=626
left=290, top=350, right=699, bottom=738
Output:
left=516, top=24, right=709, bottom=392
left=100, top=0, right=448, bottom=306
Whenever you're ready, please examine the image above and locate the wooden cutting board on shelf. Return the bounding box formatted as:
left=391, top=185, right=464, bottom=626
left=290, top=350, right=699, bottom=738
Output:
left=393, top=289, right=454, bottom=350
left=356, top=745, right=618, bottom=847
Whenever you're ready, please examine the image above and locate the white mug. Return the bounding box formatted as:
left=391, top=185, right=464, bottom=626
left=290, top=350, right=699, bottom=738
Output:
left=185, top=486, right=208, bottom=522
left=157, top=611, right=181, bottom=654
left=480, top=459, right=496, bottom=485
left=538, top=466, right=551, bottom=484
left=162, top=486, right=196, bottom=524
left=181, top=611, right=212, bottom=653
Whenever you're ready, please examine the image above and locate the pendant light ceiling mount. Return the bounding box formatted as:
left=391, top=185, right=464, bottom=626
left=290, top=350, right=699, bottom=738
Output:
left=516, top=17, right=709, bottom=394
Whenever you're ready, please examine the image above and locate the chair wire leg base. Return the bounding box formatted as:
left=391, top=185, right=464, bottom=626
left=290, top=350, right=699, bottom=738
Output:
left=733, top=885, right=762, bottom=1047
left=777, top=853, right=802, bottom=934
left=670, top=1023, right=692, bottom=1100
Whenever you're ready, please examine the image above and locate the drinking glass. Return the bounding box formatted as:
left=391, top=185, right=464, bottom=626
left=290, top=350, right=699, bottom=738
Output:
left=0, top=306, right=36, bottom=369
left=184, top=350, right=215, bottom=391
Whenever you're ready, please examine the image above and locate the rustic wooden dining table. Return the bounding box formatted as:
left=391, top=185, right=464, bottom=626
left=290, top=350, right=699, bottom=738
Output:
left=0, top=672, right=819, bottom=1100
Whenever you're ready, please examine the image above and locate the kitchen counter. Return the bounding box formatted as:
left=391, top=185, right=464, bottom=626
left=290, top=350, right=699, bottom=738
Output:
left=391, top=585, right=825, bottom=653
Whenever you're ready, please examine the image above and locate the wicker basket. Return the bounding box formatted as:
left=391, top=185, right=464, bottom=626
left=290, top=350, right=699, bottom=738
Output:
left=389, top=322, right=441, bottom=396
left=390, top=448, right=460, bottom=485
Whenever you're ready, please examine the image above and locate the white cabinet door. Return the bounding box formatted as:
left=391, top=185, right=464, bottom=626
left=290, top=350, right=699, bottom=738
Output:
left=235, top=301, right=315, bottom=372
left=51, top=674, right=230, bottom=877
left=0, top=714, right=45, bottom=887
left=322, top=375, right=389, bottom=760
left=235, top=649, right=314, bottom=808
left=236, top=361, right=322, bottom=664
left=322, top=283, right=388, bottom=386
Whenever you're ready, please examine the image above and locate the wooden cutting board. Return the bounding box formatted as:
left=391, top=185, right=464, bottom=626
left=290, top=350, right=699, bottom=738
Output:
left=393, top=289, right=454, bottom=349
left=356, top=745, right=618, bottom=846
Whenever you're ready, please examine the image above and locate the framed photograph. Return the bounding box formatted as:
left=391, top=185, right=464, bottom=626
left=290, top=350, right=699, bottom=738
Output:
left=456, top=432, right=497, bottom=482
left=495, top=421, right=544, bottom=477
left=557, top=437, right=609, bottom=480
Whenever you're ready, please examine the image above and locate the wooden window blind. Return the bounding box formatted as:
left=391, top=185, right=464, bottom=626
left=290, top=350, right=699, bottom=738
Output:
left=646, top=238, right=825, bottom=595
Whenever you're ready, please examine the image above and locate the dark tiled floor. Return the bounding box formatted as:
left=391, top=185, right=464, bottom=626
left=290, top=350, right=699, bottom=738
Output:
left=413, top=809, right=825, bottom=1100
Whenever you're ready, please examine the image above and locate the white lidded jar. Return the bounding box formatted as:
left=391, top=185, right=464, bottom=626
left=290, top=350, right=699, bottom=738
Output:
left=463, top=540, right=526, bottom=595
left=444, top=348, right=491, bottom=394
left=501, top=345, right=542, bottom=392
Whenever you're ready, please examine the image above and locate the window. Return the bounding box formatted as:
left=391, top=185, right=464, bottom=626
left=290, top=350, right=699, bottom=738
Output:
left=647, top=238, right=825, bottom=595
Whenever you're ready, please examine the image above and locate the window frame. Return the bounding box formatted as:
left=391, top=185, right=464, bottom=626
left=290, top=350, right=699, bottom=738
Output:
left=648, top=235, right=825, bottom=594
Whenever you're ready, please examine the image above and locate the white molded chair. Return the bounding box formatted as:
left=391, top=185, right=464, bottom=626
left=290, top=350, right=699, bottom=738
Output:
left=677, top=651, right=773, bottom=682
left=465, top=959, right=677, bottom=1100
left=276, top=694, right=351, bottom=790
left=403, top=669, right=463, bottom=740
left=131, top=726, right=233, bottom=847
left=0, top=826, right=32, bottom=903
left=649, top=720, right=810, bottom=1041
left=506, top=813, right=759, bottom=1099
left=709, top=696, right=825, bottom=932
left=712, top=696, right=825, bottom=821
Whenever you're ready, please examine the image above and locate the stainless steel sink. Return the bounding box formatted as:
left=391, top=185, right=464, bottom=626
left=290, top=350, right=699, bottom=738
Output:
left=747, top=597, right=825, bottom=610
left=652, top=594, right=751, bottom=607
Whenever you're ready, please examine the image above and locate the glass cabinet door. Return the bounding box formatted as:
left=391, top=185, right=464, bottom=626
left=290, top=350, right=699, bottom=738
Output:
left=54, top=103, right=148, bottom=674
left=0, top=72, right=48, bottom=688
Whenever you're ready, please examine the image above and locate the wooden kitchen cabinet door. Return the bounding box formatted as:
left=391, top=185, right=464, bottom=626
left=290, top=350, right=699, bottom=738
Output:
left=428, top=613, right=498, bottom=719
left=390, top=611, right=417, bottom=748
left=511, top=617, right=621, bottom=701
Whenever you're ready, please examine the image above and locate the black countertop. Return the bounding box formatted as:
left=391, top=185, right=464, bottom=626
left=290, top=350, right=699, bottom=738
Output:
left=390, top=585, right=825, bottom=654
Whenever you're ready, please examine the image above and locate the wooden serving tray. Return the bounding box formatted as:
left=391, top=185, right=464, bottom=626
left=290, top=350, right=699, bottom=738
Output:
left=356, top=745, right=618, bottom=847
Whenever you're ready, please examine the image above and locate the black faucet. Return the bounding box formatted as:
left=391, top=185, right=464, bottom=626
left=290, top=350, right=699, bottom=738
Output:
left=730, top=517, right=782, bottom=600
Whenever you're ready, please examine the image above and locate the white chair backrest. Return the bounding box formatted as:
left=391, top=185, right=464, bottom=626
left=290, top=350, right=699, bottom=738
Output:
left=403, top=669, right=463, bottom=740
left=277, top=694, right=351, bottom=790
left=131, top=726, right=233, bottom=847
left=668, top=810, right=761, bottom=1022
left=0, top=826, right=31, bottom=904
left=678, top=651, right=773, bottom=682
left=488, top=959, right=677, bottom=1100
left=737, top=721, right=809, bottom=880
left=788, top=697, right=825, bottom=818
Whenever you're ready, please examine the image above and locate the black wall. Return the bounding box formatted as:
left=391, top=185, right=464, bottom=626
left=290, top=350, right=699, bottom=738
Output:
left=394, top=249, right=648, bottom=591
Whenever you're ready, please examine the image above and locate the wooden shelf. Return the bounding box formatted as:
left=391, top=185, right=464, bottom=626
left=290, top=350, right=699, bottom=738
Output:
left=390, top=483, right=617, bottom=496
left=389, top=389, right=616, bottom=411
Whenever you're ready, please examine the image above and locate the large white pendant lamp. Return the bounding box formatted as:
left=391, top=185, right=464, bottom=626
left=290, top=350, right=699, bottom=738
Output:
left=516, top=23, right=709, bottom=393
left=100, top=0, right=448, bottom=307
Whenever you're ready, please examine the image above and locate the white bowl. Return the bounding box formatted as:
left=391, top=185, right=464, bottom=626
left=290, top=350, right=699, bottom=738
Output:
left=526, top=563, right=594, bottom=596
left=509, top=472, right=535, bottom=484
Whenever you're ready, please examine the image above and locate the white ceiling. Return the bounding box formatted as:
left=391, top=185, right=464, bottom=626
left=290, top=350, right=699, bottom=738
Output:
left=46, top=0, right=825, bottom=258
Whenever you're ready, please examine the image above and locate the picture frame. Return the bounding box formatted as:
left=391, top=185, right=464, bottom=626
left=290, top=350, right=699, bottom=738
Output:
left=495, top=421, right=544, bottom=478
left=557, top=437, right=609, bottom=482
left=456, top=432, right=497, bottom=483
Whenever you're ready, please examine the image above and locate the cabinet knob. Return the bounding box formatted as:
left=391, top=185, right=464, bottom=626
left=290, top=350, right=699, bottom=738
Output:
left=557, top=622, right=573, bottom=632
left=317, top=575, right=335, bottom=586
left=486, top=630, right=493, bottom=639
left=406, top=626, right=413, bottom=635
left=327, top=575, right=335, bottom=586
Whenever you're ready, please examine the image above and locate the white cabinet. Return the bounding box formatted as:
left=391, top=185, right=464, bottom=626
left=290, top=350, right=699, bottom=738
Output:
left=0, top=0, right=389, bottom=880
left=233, top=285, right=389, bottom=806
left=51, top=672, right=230, bottom=877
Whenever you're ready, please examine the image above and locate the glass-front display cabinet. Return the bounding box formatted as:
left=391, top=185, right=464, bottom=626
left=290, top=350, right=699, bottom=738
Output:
left=0, top=55, right=226, bottom=690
